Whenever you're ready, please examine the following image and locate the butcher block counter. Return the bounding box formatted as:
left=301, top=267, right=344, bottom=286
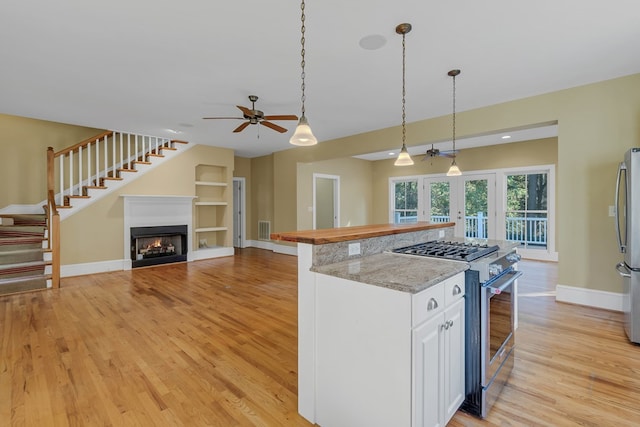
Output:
left=270, top=221, right=453, bottom=245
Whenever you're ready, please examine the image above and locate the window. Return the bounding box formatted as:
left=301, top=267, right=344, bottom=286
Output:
left=392, top=180, right=418, bottom=223
left=505, top=173, right=548, bottom=249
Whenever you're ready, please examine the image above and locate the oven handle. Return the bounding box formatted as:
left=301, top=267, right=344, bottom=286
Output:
left=486, top=270, right=523, bottom=295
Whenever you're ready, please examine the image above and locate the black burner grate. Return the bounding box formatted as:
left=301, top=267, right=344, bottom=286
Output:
left=392, top=240, right=499, bottom=262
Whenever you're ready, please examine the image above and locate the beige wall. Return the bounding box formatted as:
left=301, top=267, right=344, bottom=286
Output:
left=259, top=73, right=640, bottom=294
left=297, top=157, right=373, bottom=230
left=0, top=114, right=103, bottom=207
left=60, top=144, right=234, bottom=265
left=249, top=154, right=275, bottom=241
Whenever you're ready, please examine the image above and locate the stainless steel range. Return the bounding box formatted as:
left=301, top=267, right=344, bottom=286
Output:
left=393, top=240, right=522, bottom=418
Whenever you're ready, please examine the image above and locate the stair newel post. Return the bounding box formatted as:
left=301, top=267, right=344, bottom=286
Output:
left=46, top=146, right=60, bottom=289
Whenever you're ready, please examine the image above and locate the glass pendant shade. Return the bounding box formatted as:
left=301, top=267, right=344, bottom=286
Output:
left=446, top=161, right=462, bottom=176
left=394, top=144, right=414, bottom=166
left=290, top=116, right=317, bottom=146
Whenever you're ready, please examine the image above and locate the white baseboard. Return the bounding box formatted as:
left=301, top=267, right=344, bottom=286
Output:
left=61, top=259, right=126, bottom=278
left=192, top=246, right=235, bottom=260
left=556, top=284, right=623, bottom=312
left=246, top=240, right=298, bottom=256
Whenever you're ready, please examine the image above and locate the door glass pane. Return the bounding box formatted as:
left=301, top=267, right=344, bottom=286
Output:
left=506, top=173, right=548, bottom=249
left=430, top=181, right=450, bottom=223
left=393, top=180, right=418, bottom=223
left=464, top=179, right=488, bottom=238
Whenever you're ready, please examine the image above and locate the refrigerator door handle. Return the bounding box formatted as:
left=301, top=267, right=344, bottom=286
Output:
left=616, top=262, right=631, bottom=278
left=615, top=162, right=627, bottom=253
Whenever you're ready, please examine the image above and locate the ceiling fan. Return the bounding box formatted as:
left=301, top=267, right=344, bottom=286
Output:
left=422, top=144, right=458, bottom=161
left=203, top=95, right=298, bottom=133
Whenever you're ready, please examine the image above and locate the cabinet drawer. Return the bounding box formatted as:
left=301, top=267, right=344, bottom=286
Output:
left=412, top=283, right=445, bottom=327
left=444, top=273, right=465, bottom=307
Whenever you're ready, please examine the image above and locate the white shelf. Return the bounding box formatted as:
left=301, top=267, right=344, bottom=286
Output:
left=195, top=227, right=228, bottom=233
left=195, top=181, right=228, bottom=187
left=194, top=201, right=228, bottom=206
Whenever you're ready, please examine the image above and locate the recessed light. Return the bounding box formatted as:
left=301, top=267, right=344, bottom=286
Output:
left=388, top=152, right=396, bottom=156
left=501, top=135, right=511, bottom=139
left=359, top=34, right=387, bottom=50
left=166, top=129, right=182, bottom=134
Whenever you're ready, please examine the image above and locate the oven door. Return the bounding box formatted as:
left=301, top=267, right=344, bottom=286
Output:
left=480, top=269, right=523, bottom=386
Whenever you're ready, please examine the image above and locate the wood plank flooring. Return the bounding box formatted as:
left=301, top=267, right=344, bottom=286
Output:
left=1, top=249, right=639, bottom=426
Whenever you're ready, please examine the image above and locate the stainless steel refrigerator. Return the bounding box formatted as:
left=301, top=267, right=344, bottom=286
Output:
left=615, top=147, right=640, bottom=344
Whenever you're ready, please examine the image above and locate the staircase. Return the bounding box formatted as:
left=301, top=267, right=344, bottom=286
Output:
left=0, top=214, right=50, bottom=295
left=0, top=131, right=190, bottom=296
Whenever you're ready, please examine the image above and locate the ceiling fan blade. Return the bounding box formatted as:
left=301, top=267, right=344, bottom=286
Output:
left=236, top=105, right=253, bottom=117
left=233, top=122, right=251, bottom=133
left=261, top=121, right=287, bottom=133
left=263, top=114, right=298, bottom=121
left=202, top=117, right=244, bottom=120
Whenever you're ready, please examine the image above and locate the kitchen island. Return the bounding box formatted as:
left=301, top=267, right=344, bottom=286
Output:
left=271, top=222, right=468, bottom=426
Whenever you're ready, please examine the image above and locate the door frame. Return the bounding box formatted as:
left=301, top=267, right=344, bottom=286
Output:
left=313, top=173, right=340, bottom=229
left=232, top=177, right=246, bottom=248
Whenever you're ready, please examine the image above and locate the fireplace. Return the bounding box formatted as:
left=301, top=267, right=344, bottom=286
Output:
left=130, top=225, right=188, bottom=268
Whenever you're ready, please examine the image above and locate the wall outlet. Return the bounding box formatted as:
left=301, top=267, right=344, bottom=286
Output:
left=348, top=242, right=361, bottom=256
left=438, top=230, right=445, bottom=238
left=609, top=205, right=616, bottom=217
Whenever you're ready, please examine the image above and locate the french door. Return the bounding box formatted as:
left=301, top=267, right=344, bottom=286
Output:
left=424, top=174, right=496, bottom=239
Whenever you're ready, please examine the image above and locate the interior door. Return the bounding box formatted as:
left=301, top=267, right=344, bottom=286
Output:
left=314, top=174, right=340, bottom=229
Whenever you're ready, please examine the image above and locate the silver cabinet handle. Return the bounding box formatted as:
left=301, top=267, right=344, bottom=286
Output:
left=427, top=298, right=439, bottom=311
left=452, top=285, right=461, bottom=296
left=448, top=320, right=454, bottom=328
left=616, top=262, right=632, bottom=278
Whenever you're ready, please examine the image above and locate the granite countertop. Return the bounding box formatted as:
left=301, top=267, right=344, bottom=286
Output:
left=311, top=252, right=469, bottom=294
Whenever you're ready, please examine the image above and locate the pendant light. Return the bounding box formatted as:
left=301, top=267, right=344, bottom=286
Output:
left=290, top=0, right=317, bottom=146
left=394, top=23, right=414, bottom=166
left=446, top=69, right=462, bottom=176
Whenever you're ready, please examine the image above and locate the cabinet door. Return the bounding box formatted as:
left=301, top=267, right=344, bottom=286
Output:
left=413, top=313, right=444, bottom=427
left=443, top=298, right=465, bottom=424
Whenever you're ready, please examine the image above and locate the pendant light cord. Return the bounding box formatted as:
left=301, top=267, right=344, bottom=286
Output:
left=401, top=31, right=406, bottom=147
left=299, top=0, right=307, bottom=118
left=452, top=72, right=456, bottom=158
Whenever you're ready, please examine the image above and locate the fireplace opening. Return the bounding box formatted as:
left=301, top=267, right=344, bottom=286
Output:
left=130, top=225, right=188, bottom=268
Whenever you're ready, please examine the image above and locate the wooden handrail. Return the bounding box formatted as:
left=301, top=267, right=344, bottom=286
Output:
left=54, top=130, right=113, bottom=157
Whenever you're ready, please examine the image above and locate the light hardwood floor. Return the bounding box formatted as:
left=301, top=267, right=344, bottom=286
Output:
left=1, top=249, right=639, bottom=426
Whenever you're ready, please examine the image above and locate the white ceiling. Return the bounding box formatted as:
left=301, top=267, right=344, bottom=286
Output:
left=1, top=1, right=639, bottom=158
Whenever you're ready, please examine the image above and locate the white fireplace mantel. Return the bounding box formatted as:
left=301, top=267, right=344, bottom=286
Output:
left=122, top=195, right=196, bottom=269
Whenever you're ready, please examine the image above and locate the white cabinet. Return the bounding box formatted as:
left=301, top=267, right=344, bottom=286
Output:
left=314, top=271, right=465, bottom=427
left=413, top=297, right=465, bottom=427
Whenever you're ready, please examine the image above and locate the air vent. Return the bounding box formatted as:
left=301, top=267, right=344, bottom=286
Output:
left=258, top=220, right=271, bottom=241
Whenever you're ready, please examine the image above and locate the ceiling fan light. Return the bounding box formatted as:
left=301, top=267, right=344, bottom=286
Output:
left=394, top=143, right=414, bottom=166
left=446, top=161, right=462, bottom=176
left=290, top=116, right=317, bottom=146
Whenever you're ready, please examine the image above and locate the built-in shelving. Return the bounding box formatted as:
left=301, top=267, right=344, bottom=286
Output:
left=194, top=164, right=229, bottom=250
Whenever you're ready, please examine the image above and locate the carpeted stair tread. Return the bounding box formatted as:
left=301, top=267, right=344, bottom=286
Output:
left=0, top=261, right=47, bottom=279
left=0, top=225, right=45, bottom=237
left=0, top=275, right=48, bottom=294
left=0, top=248, right=45, bottom=264
left=0, top=236, right=43, bottom=251
left=0, top=214, right=46, bottom=226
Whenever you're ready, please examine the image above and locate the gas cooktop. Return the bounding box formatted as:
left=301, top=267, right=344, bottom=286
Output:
left=392, top=240, right=499, bottom=262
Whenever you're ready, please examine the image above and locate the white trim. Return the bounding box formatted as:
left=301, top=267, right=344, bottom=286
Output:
left=192, top=246, right=234, bottom=260
left=556, top=284, right=623, bottom=312
left=61, top=259, right=125, bottom=277
left=246, top=239, right=298, bottom=256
